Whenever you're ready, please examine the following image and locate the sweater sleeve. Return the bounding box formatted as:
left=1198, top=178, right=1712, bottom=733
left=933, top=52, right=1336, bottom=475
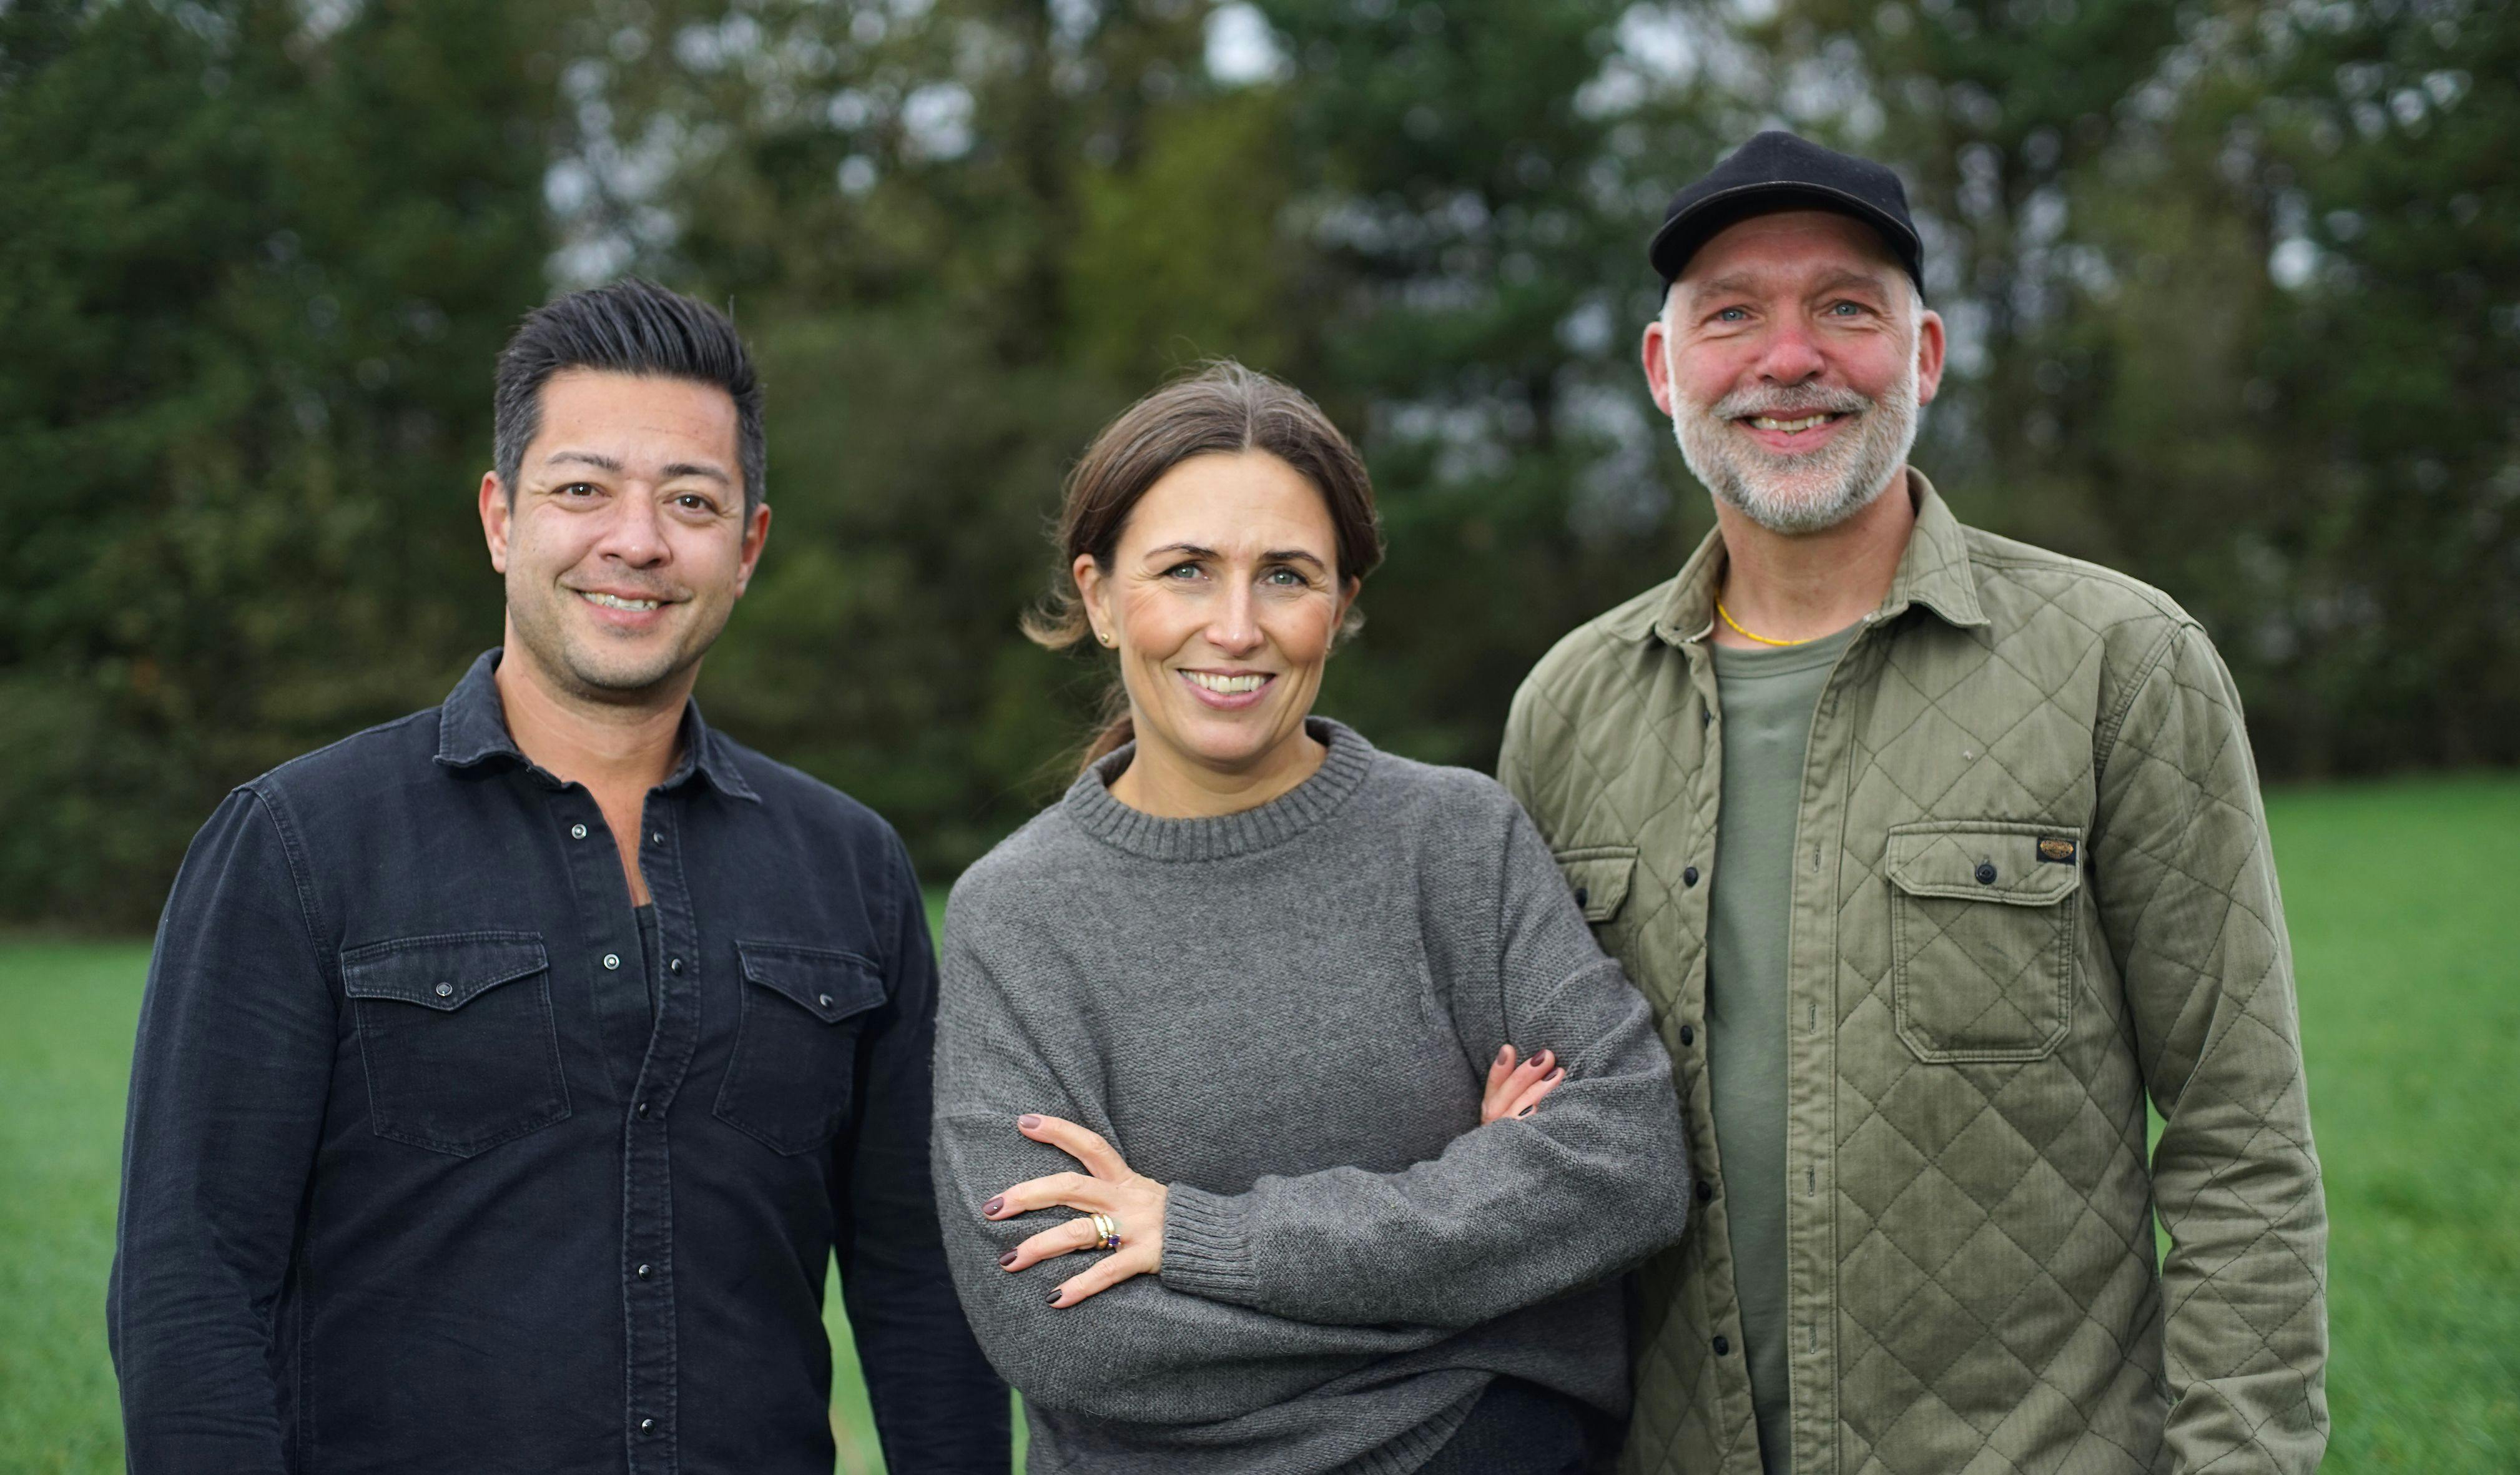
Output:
left=1156, top=798, right=1691, bottom=1329
left=930, top=913, right=1457, bottom=1426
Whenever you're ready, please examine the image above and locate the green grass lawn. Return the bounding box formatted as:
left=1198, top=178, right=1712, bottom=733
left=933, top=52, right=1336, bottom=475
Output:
left=5, top=776, right=2515, bottom=1471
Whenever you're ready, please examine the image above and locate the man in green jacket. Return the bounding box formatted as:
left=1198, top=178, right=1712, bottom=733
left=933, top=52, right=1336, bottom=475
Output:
left=1499, top=132, right=2328, bottom=1475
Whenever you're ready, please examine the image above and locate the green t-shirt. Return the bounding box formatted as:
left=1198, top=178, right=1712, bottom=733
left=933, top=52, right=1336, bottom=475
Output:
left=1709, top=621, right=1859, bottom=1475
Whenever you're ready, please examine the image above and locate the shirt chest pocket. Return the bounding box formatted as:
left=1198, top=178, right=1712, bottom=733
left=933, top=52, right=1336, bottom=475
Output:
left=713, top=941, right=888, bottom=1155
left=1884, top=822, right=2084, bottom=1063
left=339, top=932, right=571, bottom=1157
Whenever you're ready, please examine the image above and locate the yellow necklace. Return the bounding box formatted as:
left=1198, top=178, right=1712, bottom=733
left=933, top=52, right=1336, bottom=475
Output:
left=1715, top=598, right=1814, bottom=648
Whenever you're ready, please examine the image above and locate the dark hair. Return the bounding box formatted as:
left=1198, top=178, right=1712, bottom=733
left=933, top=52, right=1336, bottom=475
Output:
left=1026, top=361, right=1384, bottom=771
left=492, top=277, right=765, bottom=514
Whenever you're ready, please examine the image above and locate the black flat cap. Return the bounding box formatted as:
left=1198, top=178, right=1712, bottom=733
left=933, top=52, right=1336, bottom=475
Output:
left=1649, top=131, right=1924, bottom=296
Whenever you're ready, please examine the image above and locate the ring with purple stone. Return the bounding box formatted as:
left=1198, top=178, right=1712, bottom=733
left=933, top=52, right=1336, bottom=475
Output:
left=1090, top=1212, right=1121, bottom=1251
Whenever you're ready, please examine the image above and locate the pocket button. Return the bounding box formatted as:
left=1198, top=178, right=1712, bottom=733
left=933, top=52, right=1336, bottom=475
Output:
left=434, top=982, right=453, bottom=998
left=1975, top=862, right=1998, bottom=885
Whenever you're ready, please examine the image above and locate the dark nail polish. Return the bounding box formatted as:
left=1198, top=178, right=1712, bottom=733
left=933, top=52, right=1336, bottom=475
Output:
left=1494, top=1045, right=1512, bottom=1066
left=1045, top=1291, right=1062, bottom=1306
left=1019, top=1113, right=1043, bottom=1129
left=1549, top=1068, right=1565, bottom=1082
left=998, top=1250, right=1018, bottom=1268
left=983, top=1196, right=1004, bottom=1216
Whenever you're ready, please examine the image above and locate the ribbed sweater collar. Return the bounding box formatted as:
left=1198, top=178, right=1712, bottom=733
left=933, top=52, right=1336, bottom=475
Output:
left=1061, top=717, right=1375, bottom=863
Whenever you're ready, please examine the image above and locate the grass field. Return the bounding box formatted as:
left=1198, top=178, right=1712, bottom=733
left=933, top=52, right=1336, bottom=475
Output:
left=4, top=774, right=2515, bottom=1471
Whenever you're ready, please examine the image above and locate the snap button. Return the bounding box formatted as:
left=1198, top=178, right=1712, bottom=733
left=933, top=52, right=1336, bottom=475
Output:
left=603, top=953, right=621, bottom=971
left=570, top=823, right=588, bottom=840
left=1678, top=1024, right=1695, bottom=1047
left=1975, top=862, right=1998, bottom=885
left=1574, top=886, right=1590, bottom=907
left=1683, top=866, right=1700, bottom=887
left=668, top=957, right=683, bottom=974
left=434, top=982, right=453, bottom=999
left=635, top=1101, right=651, bottom=1119
left=1713, top=1335, right=1731, bottom=1356
left=817, top=992, right=834, bottom=1009
left=636, top=1263, right=652, bottom=1279
left=651, top=831, right=662, bottom=844
left=1696, top=1178, right=1714, bottom=1202
left=639, top=1418, right=656, bottom=1434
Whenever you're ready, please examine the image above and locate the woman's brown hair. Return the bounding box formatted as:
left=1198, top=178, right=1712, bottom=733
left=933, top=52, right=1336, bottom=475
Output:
left=1025, top=361, right=1384, bottom=771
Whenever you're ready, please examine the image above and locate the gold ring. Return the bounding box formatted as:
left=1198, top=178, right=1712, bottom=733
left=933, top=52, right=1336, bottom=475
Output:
left=1090, top=1212, right=1120, bottom=1251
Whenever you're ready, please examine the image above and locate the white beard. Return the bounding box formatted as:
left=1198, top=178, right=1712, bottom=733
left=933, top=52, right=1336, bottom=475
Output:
left=1671, top=347, right=1921, bottom=536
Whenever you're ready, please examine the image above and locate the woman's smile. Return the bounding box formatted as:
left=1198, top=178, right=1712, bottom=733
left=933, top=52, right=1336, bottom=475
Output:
left=1178, top=668, right=1276, bottom=708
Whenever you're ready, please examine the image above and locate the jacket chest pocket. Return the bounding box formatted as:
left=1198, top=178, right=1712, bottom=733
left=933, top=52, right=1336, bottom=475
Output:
left=714, top=941, right=888, bottom=1155
left=340, top=932, right=571, bottom=1157
left=1884, top=822, right=2084, bottom=1063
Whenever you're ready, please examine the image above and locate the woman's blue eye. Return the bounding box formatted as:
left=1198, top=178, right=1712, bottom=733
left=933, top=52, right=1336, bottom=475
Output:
left=1264, top=568, right=1307, bottom=586
left=1164, top=563, right=1201, bottom=580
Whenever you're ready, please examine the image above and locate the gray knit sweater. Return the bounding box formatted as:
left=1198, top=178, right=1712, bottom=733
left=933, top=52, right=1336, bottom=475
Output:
left=932, top=719, right=1691, bottom=1475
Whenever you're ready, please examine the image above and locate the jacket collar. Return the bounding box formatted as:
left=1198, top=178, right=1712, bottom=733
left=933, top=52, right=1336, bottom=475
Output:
left=1639, top=467, right=1989, bottom=648
left=433, top=648, right=761, bottom=803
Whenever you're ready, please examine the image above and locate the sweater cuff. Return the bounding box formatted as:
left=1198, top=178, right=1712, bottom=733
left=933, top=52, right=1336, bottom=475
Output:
left=1158, top=1183, right=1261, bottom=1306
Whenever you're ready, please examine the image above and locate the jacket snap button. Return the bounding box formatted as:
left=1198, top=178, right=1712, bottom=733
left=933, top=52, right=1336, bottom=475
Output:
left=1678, top=1024, right=1695, bottom=1047
left=1976, top=862, right=1999, bottom=885
left=570, top=823, right=588, bottom=840
left=434, top=982, right=453, bottom=999
left=817, top=992, right=834, bottom=1009
left=1683, top=866, right=1700, bottom=887
left=1696, top=1178, right=1714, bottom=1201
left=1712, top=1335, right=1731, bottom=1356
left=603, top=953, right=621, bottom=971
left=669, top=957, right=683, bottom=974
left=636, top=1263, right=652, bottom=1279
left=635, top=1101, right=651, bottom=1119
left=1574, top=886, right=1590, bottom=907
left=639, top=1418, right=656, bottom=1433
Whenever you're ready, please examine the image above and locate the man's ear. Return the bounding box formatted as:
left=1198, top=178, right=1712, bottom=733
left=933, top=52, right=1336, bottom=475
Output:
left=731, top=502, right=773, bottom=597
left=1913, top=305, right=1948, bottom=407
left=480, top=471, right=511, bottom=574
left=1641, top=312, right=1678, bottom=419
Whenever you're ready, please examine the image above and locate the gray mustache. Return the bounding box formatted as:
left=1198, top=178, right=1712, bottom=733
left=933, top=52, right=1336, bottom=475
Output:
left=1708, top=387, right=1870, bottom=420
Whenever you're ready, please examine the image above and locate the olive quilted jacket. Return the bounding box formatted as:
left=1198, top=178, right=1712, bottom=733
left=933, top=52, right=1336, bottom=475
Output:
left=1499, top=474, right=2327, bottom=1475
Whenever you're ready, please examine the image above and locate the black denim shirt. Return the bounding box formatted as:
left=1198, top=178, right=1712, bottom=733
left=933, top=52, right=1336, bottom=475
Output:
left=109, top=651, right=1007, bottom=1474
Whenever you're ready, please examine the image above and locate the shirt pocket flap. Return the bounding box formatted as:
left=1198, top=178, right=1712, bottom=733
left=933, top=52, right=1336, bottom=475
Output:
left=1552, top=846, right=1639, bottom=923
left=1884, top=822, right=2084, bottom=906
left=340, top=932, right=549, bottom=1012
left=736, top=941, right=887, bottom=1024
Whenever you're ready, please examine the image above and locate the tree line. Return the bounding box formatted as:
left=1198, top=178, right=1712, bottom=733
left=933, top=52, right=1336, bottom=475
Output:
left=2, top=0, right=2511, bottom=929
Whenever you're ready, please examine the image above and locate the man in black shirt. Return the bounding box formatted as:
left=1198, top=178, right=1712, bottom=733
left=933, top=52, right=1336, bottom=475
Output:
left=109, top=279, right=1008, bottom=1473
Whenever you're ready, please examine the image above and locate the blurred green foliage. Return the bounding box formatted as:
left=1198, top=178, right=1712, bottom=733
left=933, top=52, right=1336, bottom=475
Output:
left=3, top=0, right=2513, bottom=928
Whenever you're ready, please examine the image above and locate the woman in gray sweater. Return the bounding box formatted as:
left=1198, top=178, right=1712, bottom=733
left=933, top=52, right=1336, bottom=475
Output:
left=932, top=363, right=1692, bottom=1474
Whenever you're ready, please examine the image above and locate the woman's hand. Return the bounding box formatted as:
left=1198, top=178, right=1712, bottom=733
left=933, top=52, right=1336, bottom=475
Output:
left=986, top=1115, right=1169, bottom=1308
left=1482, top=1045, right=1565, bottom=1123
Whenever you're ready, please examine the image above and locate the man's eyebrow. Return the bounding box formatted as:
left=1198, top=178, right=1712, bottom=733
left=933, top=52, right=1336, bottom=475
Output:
left=1688, top=272, right=1768, bottom=302
left=539, top=451, right=732, bottom=486
left=1808, top=267, right=1896, bottom=297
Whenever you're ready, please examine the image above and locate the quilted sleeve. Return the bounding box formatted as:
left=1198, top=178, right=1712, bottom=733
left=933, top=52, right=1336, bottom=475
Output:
left=1499, top=665, right=1567, bottom=837
left=2092, top=624, right=2328, bottom=1474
